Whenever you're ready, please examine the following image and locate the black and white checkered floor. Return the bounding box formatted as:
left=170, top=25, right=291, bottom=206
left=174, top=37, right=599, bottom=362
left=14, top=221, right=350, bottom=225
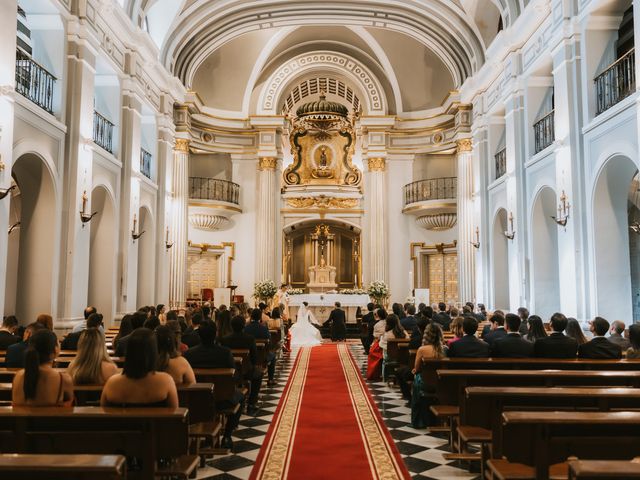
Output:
left=196, top=342, right=480, bottom=479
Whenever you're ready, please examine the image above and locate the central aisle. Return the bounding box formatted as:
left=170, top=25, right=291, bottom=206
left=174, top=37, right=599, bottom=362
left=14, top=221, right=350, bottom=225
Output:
left=250, top=343, right=411, bottom=479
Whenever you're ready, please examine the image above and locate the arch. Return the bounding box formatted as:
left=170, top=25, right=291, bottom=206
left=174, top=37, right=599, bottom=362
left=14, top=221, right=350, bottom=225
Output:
left=492, top=208, right=510, bottom=310
left=88, top=186, right=117, bottom=325
left=591, top=154, right=638, bottom=323
left=530, top=186, right=560, bottom=320
left=136, top=205, right=156, bottom=308
left=4, top=153, right=57, bottom=323
left=282, top=216, right=362, bottom=234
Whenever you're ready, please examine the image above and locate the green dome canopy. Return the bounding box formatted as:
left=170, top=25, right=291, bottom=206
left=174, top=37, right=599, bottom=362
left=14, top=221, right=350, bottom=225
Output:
left=295, top=92, right=349, bottom=118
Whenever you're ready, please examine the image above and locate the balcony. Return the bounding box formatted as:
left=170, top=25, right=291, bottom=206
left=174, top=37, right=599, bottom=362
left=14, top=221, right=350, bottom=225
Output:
left=188, top=177, right=242, bottom=231
left=140, top=149, right=152, bottom=180
left=595, top=48, right=636, bottom=115
left=15, top=48, right=56, bottom=114
left=495, top=148, right=507, bottom=180
left=93, top=111, right=115, bottom=154
left=533, top=110, right=555, bottom=154
left=402, top=177, right=457, bottom=230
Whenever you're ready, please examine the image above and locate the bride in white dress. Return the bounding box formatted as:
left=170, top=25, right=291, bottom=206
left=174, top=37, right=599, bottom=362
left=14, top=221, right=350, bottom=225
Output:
left=290, top=302, right=323, bottom=347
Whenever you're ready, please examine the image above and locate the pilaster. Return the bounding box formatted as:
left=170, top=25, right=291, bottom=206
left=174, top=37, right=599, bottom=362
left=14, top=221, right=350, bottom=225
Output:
left=456, top=138, right=476, bottom=303
left=169, top=137, right=189, bottom=308
left=365, top=157, right=388, bottom=284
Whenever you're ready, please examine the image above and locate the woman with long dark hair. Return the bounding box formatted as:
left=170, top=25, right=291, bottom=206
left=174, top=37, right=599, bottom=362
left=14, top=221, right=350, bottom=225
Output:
left=566, top=318, right=588, bottom=345
left=626, top=324, right=640, bottom=359
left=380, top=314, right=408, bottom=381
left=411, top=323, right=446, bottom=428
left=156, top=325, right=195, bottom=386
left=525, top=315, right=548, bottom=342
left=113, top=314, right=133, bottom=351
left=12, top=329, right=73, bottom=406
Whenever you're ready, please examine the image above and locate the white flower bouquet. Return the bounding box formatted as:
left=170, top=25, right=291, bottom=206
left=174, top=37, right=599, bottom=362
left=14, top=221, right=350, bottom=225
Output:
left=367, top=281, right=390, bottom=304
left=288, top=288, right=305, bottom=295
left=339, top=288, right=368, bottom=295
left=253, top=280, right=278, bottom=302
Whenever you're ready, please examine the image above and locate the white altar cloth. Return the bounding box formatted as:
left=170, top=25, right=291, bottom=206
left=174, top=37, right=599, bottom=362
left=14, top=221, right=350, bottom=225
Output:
left=288, top=293, right=370, bottom=307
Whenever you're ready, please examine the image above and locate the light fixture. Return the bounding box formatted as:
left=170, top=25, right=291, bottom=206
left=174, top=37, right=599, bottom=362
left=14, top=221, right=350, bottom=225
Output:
left=470, top=226, right=480, bottom=249
left=0, top=185, right=16, bottom=200
left=165, top=226, right=174, bottom=250
left=630, top=222, right=640, bottom=235
left=131, top=213, right=145, bottom=242
left=504, top=211, right=516, bottom=240
left=79, top=190, right=98, bottom=227
left=7, top=222, right=19, bottom=235
left=552, top=190, right=570, bottom=228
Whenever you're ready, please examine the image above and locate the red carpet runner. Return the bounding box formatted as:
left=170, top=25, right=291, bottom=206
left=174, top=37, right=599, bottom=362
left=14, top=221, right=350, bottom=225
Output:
left=250, top=343, right=411, bottom=479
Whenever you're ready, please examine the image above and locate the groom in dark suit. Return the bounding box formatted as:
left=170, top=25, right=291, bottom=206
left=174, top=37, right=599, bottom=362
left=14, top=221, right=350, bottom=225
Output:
left=327, top=302, right=347, bottom=341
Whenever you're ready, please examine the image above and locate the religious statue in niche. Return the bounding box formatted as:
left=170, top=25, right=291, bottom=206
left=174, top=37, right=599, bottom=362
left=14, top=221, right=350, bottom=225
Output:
left=283, top=91, right=361, bottom=186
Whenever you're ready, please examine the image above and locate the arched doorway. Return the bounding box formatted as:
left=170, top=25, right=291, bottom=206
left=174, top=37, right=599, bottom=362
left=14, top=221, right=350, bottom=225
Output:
left=592, top=155, right=638, bottom=321
left=531, top=187, right=561, bottom=320
left=136, top=206, right=155, bottom=308
left=87, top=186, right=116, bottom=324
left=492, top=208, right=510, bottom=310
left=4, top=153, right=56, bottom=323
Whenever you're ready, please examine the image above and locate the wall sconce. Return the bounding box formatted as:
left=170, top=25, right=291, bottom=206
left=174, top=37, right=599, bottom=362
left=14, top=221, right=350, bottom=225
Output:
left=7, top=222, right=19, bottom=235
left=165, top=226, right=174, bottom=250
left=552, top=190, right=571, bottom=228
left=504, top=211, right=516, bottom=240
left=470, top=227, right=480, bottom=249
left=0, top=155, right=5, bottom=171
left=630, top=222, right=640, bottom=235
left=0, top=184, right=16, bottom=200
left=131, top=213, right=145, bottom=242
left=79, top=190, right=98, bottom=227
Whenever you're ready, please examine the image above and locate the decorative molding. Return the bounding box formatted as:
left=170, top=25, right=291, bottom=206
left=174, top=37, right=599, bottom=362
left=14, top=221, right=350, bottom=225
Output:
left=415, top=213, right=457, bottom=231
left=456, top=138, right=473, bottom=153
left=367, top=157, right=386, bottom=172
left=285, top=196, right=359, bottom=209
left=175, top=138, right=190, bottom=153
left=189, top=213, right=230, bottom=231
left=258, top=156, right=278, bottom=171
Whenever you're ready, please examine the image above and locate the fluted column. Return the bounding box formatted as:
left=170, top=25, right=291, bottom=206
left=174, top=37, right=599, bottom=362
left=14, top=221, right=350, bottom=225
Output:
left=456, top=138, right=475, bottom=303
left=366, top=157, right=387, bottom=283
left=169, top=138, right=189, bottom=308
left=256, top=157, right=278, bottom=281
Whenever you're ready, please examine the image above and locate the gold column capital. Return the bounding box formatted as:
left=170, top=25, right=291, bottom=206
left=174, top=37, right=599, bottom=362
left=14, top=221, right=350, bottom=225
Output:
left=175, top=138, right=190, bottom=153
left=456, top=138, right=473, bottom=153
left=258, top=157, right=278, bottom=171
left=367, top=157, right=386, bottom=172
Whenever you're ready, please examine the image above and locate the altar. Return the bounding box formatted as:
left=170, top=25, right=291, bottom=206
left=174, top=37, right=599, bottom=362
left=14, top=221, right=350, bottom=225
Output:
left=288, top=293, right=370, bottom=324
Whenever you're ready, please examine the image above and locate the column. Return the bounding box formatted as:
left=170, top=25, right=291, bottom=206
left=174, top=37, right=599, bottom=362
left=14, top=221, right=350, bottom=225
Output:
left=456, top=138, right=476, bottom=303
left=256, top=156, right=278, bottom=281
left=366, top=157, right=387, bottom=283
left=0, top=0, right=17, bottom=316
left=169, top=138, right=189, bottom=309
left=472, top=124, right=490, bottom=305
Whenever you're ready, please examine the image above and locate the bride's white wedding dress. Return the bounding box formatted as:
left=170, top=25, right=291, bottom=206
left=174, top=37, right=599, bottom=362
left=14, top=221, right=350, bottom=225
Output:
left=290, top=305, right=323, bottom=347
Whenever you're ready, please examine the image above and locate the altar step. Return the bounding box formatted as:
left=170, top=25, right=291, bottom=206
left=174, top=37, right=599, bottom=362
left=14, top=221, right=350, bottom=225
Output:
left=319, top=323, right=362, bottom=339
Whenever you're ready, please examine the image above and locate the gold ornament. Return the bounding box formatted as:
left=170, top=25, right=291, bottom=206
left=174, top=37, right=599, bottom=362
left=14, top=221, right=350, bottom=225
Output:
left=367, top=157, right=386, bottom=172
left=175, top=138, right=190, bottom=153
left=285, top=196, right=359, bottom=209
left=456, top=138, right=472, bottom=153
left=259, top=157, right=278, bottom=171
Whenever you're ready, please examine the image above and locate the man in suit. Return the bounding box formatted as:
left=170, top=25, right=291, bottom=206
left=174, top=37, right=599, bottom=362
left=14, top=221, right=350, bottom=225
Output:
left=184, top=321, right=243, bottom=448
left=327, top=302, right=346, bottom=341
left=608, top=320, right=630, bottom=350
left=534, top=312, right=578, bottom=358
left=114, top=311, right=146, bottom=357
left=491, top=313, right=534, bottom=357
left=181, top=312, right=203, bottom=348
left=61, top=313, right=103, bottom=350
left=483, top=313, right=508, bottom=347
left=448, top=317, right=490, bottom=357
left=400, top=304, right=418, bottom=332
left=244, top=309, right=276, bottom=385
left=0, top=316, right=20, bottom=350
left=578, top=317, right=623, bottom=359
left=5, top=322, right=45, bottom=367
left=517, top=307, right=530, bottom=336
left=432, top=303, right=452, bottom=331
left=361, top=303, right=376, bottom=354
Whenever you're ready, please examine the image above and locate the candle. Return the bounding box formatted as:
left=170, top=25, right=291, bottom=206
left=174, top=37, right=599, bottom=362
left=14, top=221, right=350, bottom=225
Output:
left=81, top=191, right=88, bottom=214
left=133, top=214, right=137, bottom=233
left=288, top=273, right=291, bottom=284
left=166, top=226, right=170, bottom=243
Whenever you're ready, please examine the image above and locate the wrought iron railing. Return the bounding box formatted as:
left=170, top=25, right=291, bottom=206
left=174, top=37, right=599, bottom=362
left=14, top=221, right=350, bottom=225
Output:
left=495, top=148, right=507, bottom=180
left=595, top=48, right=636, bottom=115
left=93, top=111, right=115, bottom=154
left=403, top=177, right=457, bottom=207
left=533, top=110, right=555, bottom=154
left=15, top=48, right=56, bottom=114
left=140, top=149, right=152, bottom=179
left=189, top=177, right=240, bottom=205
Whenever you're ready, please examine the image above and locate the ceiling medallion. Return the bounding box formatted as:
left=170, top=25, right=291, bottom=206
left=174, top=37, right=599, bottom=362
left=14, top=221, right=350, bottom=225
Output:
left=415, top=213, right=457, bottom=231
left=286, top=196, right=359, bottom=209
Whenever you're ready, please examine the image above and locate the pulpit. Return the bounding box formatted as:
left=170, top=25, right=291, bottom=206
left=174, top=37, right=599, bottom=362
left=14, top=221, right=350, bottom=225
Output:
left=307, top=263, right=337, bottom=293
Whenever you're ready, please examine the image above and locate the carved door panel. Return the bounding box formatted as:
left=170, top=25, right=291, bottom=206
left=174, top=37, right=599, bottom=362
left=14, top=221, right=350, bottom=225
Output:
left=187, top=253, right=218, bottom=299
left=423, top=251, right=458, bottom=304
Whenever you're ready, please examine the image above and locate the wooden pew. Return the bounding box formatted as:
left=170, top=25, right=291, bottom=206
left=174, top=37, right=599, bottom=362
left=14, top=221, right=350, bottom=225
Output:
left=0, top=453, right=127, bottom=480
left=255, top=340, right=268, bottom=369
left=568, top=459, right=640, bottom=479
left=0, top=406, right=193, bottom=480
left=489, top=411, right=640, bottom=480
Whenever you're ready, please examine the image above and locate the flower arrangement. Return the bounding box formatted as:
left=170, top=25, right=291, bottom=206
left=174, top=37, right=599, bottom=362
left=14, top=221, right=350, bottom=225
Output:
left=253, top=280, right=278, bottom=302
left=367, top=281, right=390, bottom=305
left=339, top=288, right=368, bottom=295
left=288, top=288, right=305, bottom=295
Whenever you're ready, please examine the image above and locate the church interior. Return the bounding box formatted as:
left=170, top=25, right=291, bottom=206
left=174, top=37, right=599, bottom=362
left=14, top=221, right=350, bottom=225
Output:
left=1, top=0, right=640, bottom=478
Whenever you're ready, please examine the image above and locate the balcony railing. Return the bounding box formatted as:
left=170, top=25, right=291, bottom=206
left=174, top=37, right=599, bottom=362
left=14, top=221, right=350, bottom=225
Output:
left=93, top=111, right=115, bottom=154
left=495, top=148, right=507, bottom=180
left=140, top=149, right=152, bottom=180
left=533, top=110, right=555, bottom=154
left=15, top=48, right=56, bottom=114
left=189, top=177, right=240, bottom=205
left=595, top=48, right=636, bottom=115
left=403, top=177, right=457, bottom=207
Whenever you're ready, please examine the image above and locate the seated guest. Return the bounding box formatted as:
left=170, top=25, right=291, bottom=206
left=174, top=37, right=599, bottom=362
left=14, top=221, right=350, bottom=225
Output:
left=114, top=312, right=146, bottom=357
left=478, top=303, right=488, bottom=321
left=166, top=319, right=188, bottom=353
left=0, top=315, right=20, bottom=349
left=447, top=316, right=464, bottom=347
left=566, top=318, right=588, bottom=345
left=401, top=304, right=417, bottom=332
left=12, top=330, right=74, bottom=406
left=217, top=307, right=233, bottom=339
left=448, top=317, right=490, bottom=358
left=481, top=311, right=503, bottom=338
left=491, top=313, right=534, bottom=357
left=432, top=302, right=451, bottom=331
left=72, top=306, right=97, bottom=333
left=361, top=303, right=376, bottom=354
left=156, top=325, right=195, bottom=386
left=68, top=328, right=118, bottom=385
left=221, top=315, right=262, bottom=413
left=366, top=308, right=387, bottom=381
left=517, top=307, right=529, bottom=336
left=483, top=313, right=508, bottom=347
left=245, top=309, right=275, bottom=386
left=626, top=324, right=640, bottom=359
left=181, top=312, right=203, bottom=348
left=395, top=316, right=429, bottom=401
left=5, top=322, right=46, bottom=368
left=411, top=323, right=446, bottom=428
left=112, top=314, right=133, bottom=352
left=608, top=320, right=630, bottom=350
left=61, top=313, right=104, bottom=350
left=525, top=315, right=548, bottom=342
left=184, top=322, right=243, bottom=449
left=534, top=313, right=578, bottom=358
left=101, top=328, right=178, bottom=407
left=579, top=317, right=622, bottom=359
left=380, top=314, right=408, bottom=380
left=36, top=314, right=54, bottom=331
left=258, top=302, right=271, bottom=324
left=143, top=316, right=160, bottom=330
